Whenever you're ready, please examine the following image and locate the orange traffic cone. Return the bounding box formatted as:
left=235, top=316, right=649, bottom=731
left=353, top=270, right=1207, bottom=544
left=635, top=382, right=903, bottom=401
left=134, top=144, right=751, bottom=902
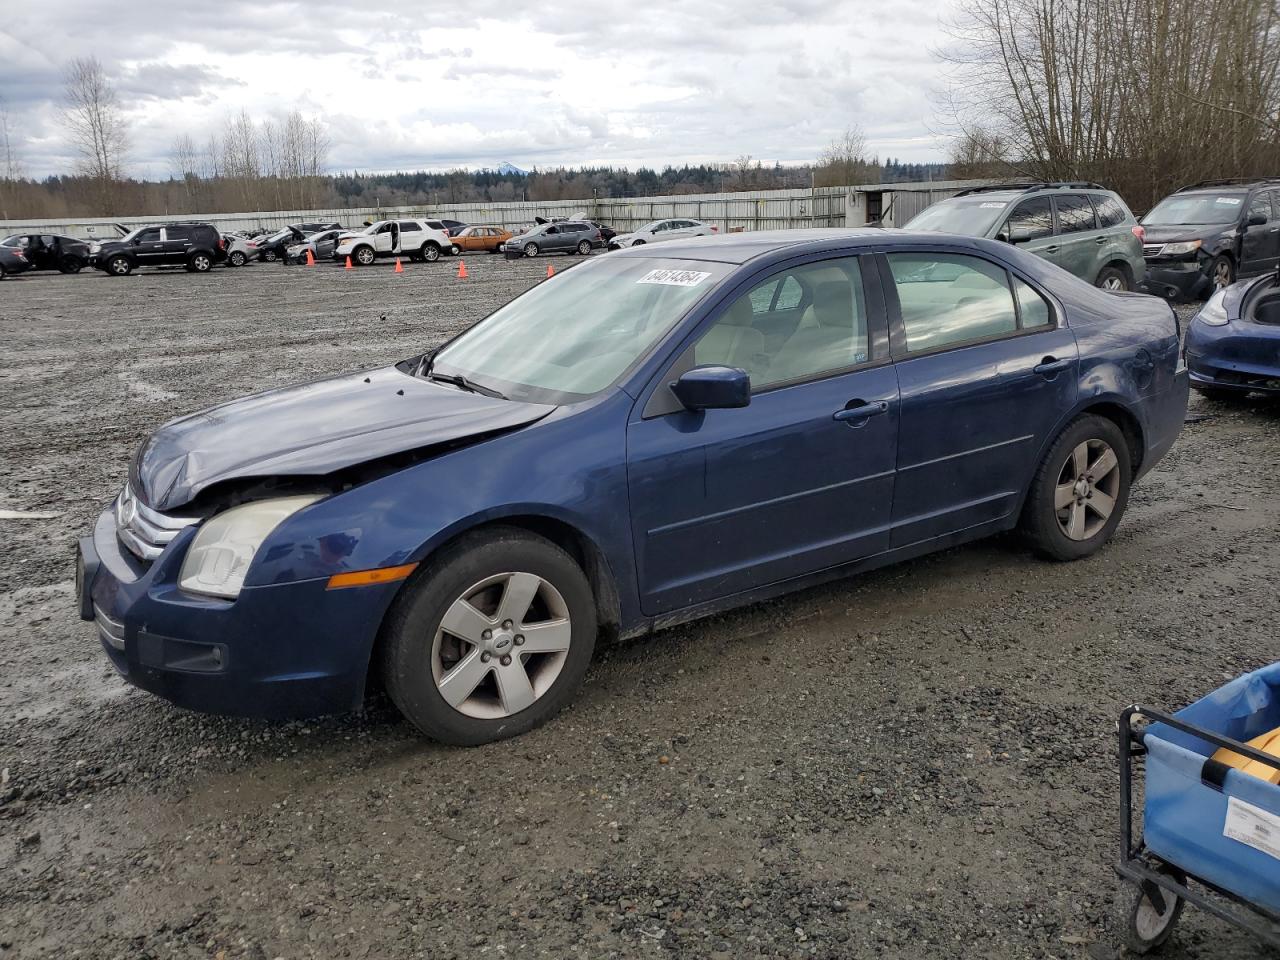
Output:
left=394, top=258, right=404, bottom=274
left=546, top=263, right=555, bottom=278
left=344, top=256, right=353, bottom=270
left=457, top=260, right=468, bottom=279
left=305, top=249, right=315, bottom=266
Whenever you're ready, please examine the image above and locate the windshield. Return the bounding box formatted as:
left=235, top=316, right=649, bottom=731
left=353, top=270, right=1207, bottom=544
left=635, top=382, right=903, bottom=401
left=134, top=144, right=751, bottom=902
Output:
left=431, top=257, right=730, bottom=403
left=1143, top=193, right=1245, bottom=225
left=905, top=196, right=1013, bottom=236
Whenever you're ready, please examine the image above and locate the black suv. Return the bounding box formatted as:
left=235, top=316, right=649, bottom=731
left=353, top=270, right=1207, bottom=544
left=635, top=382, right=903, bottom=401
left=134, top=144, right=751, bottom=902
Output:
left=0, top=234, right=92, bottom=273
left=92, top=222, right=226, bottom=276
left=1139, top=178, right=1280, bottom=300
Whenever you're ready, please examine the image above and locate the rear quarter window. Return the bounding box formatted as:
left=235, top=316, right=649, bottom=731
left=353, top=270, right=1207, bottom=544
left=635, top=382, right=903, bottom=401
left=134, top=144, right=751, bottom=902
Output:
left=1093, top=196, right=1130, bottom=229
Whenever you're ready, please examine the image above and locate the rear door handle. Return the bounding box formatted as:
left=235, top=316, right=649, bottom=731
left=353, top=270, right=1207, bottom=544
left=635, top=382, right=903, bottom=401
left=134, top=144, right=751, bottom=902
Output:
left=833, top=399, right=890, bottom=424
left=1044, top=245, right=1060, bottom=254
left=1034, top=356, right=1073, bottom=376
left=1095, top=236, right=1107, bottom=244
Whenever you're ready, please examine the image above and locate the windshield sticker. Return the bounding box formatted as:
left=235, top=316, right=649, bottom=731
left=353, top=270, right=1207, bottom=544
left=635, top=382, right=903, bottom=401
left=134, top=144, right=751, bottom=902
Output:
left=980, top=202, right=1005, bottom=208
left=638, top=269, right=712, bottom=287
left=1216, top=197, right=1242, bottom=205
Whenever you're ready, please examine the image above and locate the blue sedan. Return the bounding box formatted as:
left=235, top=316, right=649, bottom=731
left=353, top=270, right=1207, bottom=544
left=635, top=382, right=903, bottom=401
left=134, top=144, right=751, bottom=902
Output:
left=1184, top=273, right=1280, bottom=398
left=77, top=229, right=1189, bottom=744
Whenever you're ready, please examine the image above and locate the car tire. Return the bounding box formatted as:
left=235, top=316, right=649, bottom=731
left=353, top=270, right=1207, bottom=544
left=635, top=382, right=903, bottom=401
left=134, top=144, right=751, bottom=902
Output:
left=58, top=256, right=84, bottom=274
left=188, top=253, right=213, bottom=273
left=107, top=255, right=132, bottom=276
left=263, top=249, right=278, bottom=262
left=1020, top=414, right=1131, bottom=561
left=577, top=240, right=592, bottom=255
left=1095, top=265, right=1129, bottom=291
left=523, top=242, right=539, bottom=257
left=229, top=251, right=247, bottom=267
left=380, top=526, right=597, bottom=746
left=422, top=243, right=441, bottom=263
left=354, top=245, right=377, bottom=266
left=450, top=244, right=461, bottom=257
left=632, top=239, right=645, bottom=246
left=1209, top=255, right=1234, bottom=291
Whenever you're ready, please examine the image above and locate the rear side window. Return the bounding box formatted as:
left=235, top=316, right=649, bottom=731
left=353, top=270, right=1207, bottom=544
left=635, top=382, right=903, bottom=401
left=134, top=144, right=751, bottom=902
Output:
left=1094, top=196, right=1129, bottom=228
left=887, top=253, right=1018, bottom=352
left=167, top=226, right=194, bottom=241
left=400, top=221, right=422, bottom=231
left=1013, top=277, right=1053, bottom=328
left=1056, top=195, right=1098, bottom=233
left=1005, top=198, right=1053, bottom=242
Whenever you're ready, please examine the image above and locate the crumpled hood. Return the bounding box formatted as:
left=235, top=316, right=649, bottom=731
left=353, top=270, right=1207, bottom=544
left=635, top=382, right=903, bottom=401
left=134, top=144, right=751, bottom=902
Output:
left=1141, top=224, right=1226, bottom=245
left=133, top=365, right=554, bottom=511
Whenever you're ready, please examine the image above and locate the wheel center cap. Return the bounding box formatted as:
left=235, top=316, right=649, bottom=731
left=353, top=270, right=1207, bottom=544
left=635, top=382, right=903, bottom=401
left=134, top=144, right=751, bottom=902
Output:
left=487, top=629, right=514, bottom=655
left=1074, top=477, right=1091, bottom=500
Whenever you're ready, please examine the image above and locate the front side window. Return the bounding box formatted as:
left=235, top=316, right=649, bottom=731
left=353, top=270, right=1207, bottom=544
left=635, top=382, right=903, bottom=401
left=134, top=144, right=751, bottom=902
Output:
left=432, top=257, right=730, bottom=402
left=1005, top=198, right=1054, bottom=242
left=136, top=228, right=161, bottom=243
left=887, top=253, right=1019, bottom=352
left=1248, top=193, right=1271, bottom=223
left=1056, top=195, right=1098, bottom=233
left=692, top=258, right=869, bottom=391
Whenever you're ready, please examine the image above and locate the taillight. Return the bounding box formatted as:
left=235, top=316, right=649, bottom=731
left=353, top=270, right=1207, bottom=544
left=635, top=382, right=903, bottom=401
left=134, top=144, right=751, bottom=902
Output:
left=219, top=237, right=226, bottom=250
left=711, top=226, right=719, bottom=233
left=1131, top=225, right=1145, bottom=242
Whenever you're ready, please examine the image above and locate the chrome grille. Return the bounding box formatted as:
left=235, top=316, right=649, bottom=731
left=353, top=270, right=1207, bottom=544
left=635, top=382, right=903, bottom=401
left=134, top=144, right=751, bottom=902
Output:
left=115, top=483, right=199, bottom=561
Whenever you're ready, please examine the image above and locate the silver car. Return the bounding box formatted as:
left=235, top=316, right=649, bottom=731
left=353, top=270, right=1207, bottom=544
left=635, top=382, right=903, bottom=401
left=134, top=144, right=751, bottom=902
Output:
left=501, top=221, right=603, bottom=258
left=608, top=218, right=717, bottom=249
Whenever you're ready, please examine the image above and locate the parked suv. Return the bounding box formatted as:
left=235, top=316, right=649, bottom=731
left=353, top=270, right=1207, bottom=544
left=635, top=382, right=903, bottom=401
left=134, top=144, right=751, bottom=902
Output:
left=334, top=219, right=454, bottom=265
left=904, top=182, right=1146, bottom=290
left=0, top=234, right=91, bottom=273
left=502, top=221, right=604, bottom=258
left=1139, top=179, right=1280, bottom=301
left=92, top=222, right=226, bottom=276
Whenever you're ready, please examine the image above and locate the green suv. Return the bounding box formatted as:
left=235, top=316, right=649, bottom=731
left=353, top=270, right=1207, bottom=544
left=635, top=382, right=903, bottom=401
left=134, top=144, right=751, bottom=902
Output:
left=904, top=182, right=1146, bottom=291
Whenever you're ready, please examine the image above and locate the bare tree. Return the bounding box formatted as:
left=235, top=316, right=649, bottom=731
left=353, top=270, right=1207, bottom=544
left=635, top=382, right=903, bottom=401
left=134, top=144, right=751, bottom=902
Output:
left=947, top=127, right=1018, bottom=179
left=61, top=57, right=129, bottom=214
left=0, top=99, right=22, bottom=220
left=814, top=126, right=877, bottom=186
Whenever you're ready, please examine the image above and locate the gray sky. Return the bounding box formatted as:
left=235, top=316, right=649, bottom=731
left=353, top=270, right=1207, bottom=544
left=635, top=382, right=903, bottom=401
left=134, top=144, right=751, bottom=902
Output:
left=1, top=0, right=956, bottom=179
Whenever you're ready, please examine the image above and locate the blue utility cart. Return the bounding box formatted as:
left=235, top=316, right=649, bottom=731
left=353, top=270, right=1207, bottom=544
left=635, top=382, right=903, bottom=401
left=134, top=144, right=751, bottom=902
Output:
left=1118, top=663, right=1280, bottom=952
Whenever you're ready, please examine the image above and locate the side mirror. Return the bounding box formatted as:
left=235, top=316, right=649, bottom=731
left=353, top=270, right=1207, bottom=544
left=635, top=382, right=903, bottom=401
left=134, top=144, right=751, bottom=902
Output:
left=671, top=366, right=750, bottom=411
left=1248, top=212, right=1267, bottom=227
left=995, top=231, right=1011, bottom=244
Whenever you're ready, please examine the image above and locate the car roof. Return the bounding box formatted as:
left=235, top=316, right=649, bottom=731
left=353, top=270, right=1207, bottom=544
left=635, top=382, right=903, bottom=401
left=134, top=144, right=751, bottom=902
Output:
left=608, top=228, right=991, bottom=264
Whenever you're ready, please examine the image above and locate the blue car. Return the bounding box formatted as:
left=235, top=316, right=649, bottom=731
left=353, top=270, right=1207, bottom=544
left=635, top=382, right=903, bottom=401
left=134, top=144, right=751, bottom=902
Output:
left=77, top=229, right=1190, bottom=744
left=1184, top=272, right=1280, bottom=398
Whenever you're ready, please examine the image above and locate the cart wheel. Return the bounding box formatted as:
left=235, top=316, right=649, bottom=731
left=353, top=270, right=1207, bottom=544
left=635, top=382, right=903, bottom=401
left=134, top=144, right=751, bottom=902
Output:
left=1127, top=867, right=1186, bottom=954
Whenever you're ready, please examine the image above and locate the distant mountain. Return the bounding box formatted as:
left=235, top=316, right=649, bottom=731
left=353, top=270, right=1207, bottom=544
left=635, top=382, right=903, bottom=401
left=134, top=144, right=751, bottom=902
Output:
left=495, top=162, right=528, bottom=176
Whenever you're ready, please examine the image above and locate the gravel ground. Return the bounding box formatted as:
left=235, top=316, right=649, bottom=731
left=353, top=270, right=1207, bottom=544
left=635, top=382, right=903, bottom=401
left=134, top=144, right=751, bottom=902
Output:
left=1, top=258, right=1277, bottom=959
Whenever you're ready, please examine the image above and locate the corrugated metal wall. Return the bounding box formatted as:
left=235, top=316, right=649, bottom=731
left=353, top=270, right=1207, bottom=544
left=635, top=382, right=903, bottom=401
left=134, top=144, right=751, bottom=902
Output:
left=0, top=180, right=993, bottom=237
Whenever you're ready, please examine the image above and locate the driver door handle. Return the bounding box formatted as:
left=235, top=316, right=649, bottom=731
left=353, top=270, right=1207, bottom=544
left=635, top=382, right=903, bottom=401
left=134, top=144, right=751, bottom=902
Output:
left=1034, top=356, right=1073, bottom=377
left=833, top=399, right=890, bottom=424
left=1044, top=245, right=1060, bottom=254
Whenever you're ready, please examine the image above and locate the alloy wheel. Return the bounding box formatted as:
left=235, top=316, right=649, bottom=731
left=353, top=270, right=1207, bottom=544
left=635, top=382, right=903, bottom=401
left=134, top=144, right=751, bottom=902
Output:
left=431, top=572, right=572, bottom=720
left=356, top=247, right=376, bottom=265
left=1213, top=260, right=1233, bottom=288
left=1055, top=439, right=1121, bottom=541
left=1102, top=275, right=1124, bottom=290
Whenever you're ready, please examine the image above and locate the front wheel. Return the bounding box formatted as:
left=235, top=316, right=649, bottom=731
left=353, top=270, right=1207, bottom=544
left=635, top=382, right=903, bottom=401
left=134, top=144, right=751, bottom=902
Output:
left=354, top=245, right=377, bottom=266
left=380, top=527, right=597, bottom=745
left=1208, top=255, right=1234, bottom=291
left=1126, top=867, right=1186, bottom=954
left=524, top=242, right=539, bottom=257
left=1020, top=414, right=1131, bottom=561
left=1095, top=265, right=1129, bottom=291
left=262, top=249, right=279, bottom=262
left=106, top=255, right=132, bottom=276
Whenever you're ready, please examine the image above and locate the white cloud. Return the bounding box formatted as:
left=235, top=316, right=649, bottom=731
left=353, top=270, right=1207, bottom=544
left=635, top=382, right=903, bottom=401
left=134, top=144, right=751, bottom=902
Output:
left=0, top=0, right=955, bottom=178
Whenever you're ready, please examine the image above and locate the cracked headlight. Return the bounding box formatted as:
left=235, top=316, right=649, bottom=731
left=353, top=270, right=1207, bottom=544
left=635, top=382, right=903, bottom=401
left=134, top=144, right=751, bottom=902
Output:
left=179, top=496, right=322, bottom=599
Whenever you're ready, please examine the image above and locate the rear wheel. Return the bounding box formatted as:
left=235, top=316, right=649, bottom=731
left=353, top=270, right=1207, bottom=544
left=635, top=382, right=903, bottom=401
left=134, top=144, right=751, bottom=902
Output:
left=228, top=251, right=247, bottom=267
left=381, top=527, right=597, bottom=745
left=1126, top=866, right=1186, bottom=954
left=58, top=256, right=84, bottom=274
left=577, top=240, right=592, bottom=255
left=1209, top=255, right=1234, bottom=290
left=1021, top=414, right=1131, bottom=561
left=1095, top=265, right=1129, bottom=291
left=107, top=255, right=132, bottom=276
left=422, top=243, right=441, bottom=263
left=188, top=252, right=213, bottom=273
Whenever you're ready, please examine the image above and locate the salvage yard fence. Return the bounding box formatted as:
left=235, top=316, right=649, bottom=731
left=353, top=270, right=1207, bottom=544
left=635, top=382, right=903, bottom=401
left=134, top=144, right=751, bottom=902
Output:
left=0, top=180, right=996, bottom=239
